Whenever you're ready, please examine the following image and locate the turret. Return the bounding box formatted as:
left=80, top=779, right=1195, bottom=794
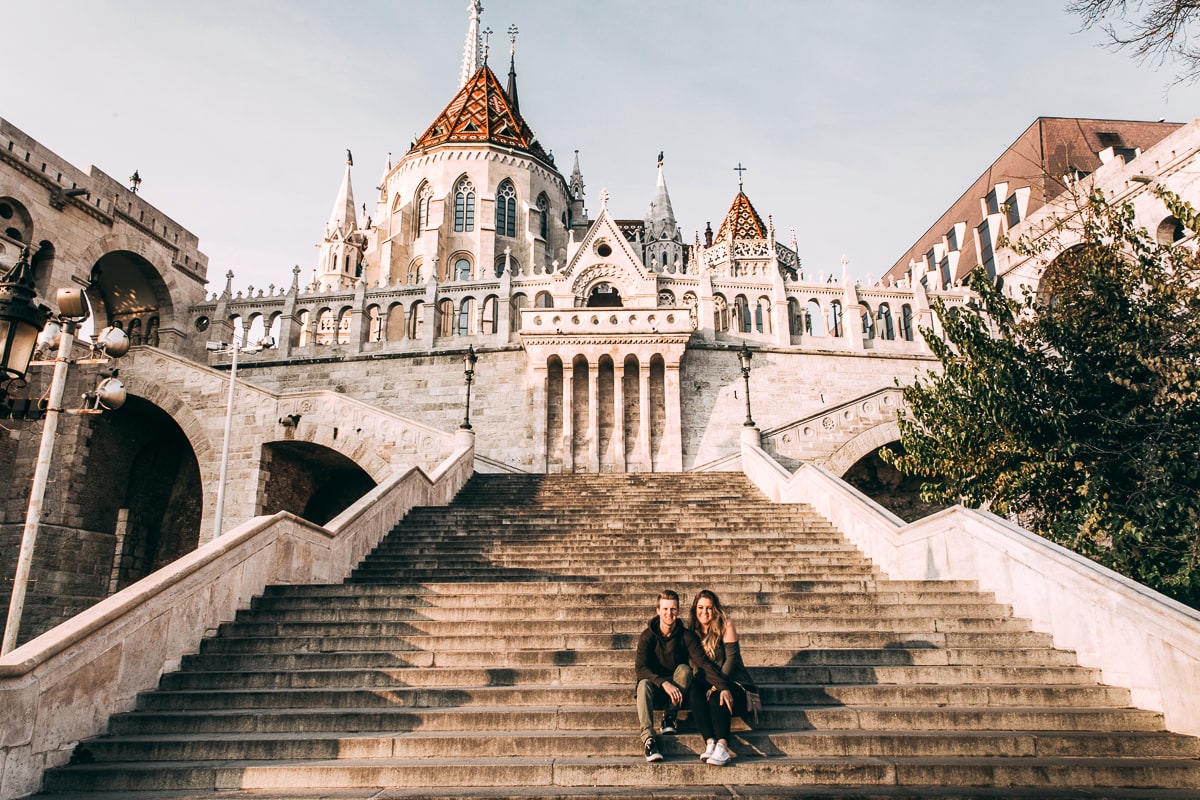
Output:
left=569, top=150, right=588, bottom=231
left=642, top=153, right=683, bottom=273
left=316, top=151, right=366, bottom=290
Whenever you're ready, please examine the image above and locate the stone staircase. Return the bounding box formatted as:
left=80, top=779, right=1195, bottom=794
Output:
left=37, top=473, right=1200, bottom=799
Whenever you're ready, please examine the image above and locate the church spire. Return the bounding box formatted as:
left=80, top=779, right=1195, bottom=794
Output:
left=643, top=153, right=682, bottom=273
left=459, top=0, right=484, bottom=88
left=326, top=150, right=357, bottom=236
left=505, top=24, right=520, bottom=112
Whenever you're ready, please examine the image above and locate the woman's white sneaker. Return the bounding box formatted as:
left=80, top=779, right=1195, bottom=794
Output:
left=699, top=739, right=716, bottom=760
left=706, top=741, right=731, bottom=766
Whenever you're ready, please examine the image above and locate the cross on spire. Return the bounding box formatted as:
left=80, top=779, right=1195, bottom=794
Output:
left=508, top=24, right=518, bottom=55
left=734, top=162, right=747, bottom=189
left=482, top=27, right=493, bottom=62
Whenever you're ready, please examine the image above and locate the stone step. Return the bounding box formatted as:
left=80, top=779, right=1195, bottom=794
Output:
left=233, top=604, right=1016, bottom=623
left=134, top=683, right=1133, bottom=713
left=43, top=755, right=1200, bottom=793
left=179, top=644, right=1085, bottom=672
left=104, top=705, right=1168, bottom=736
left=71, top=729, right=1200, bottom=764
left=264, top=579, right=989, bottom=595
left=216, top=617, right=1034, bottom=638
left=159, top=663, right=1105, bottom=691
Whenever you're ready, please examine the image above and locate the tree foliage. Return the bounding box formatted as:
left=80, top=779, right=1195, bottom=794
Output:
left=1069, top=0, right=1200, bottom=83
left=883, top=190, right=1200, bottom=606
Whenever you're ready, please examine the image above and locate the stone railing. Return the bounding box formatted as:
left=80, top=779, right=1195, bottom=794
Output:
left=0, top=431, right=476, bottom=799
left=520, top=307, right=694, bottom=336
left=760, top=387, right=906, bottom=473
left=741, top=440, right=1200, bottom=738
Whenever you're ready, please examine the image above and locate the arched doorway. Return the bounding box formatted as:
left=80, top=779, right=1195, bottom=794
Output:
left=259, top=442, right=375, bottom=525
left=90, top=396, right=203, bottom=589
left=586, top=282, right=622, bottom=307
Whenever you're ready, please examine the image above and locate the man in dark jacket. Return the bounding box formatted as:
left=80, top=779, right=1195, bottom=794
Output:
left=635, top=589, right=731, bottom=762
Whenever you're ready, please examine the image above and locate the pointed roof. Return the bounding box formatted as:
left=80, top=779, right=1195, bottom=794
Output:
left=715, top=190, right=767, bottom=240
left=569, top=150, right=585, bottom=199
left=645, top=165, right=678, bottom=236
left=326, top=156, right=357, bottom=235
left=410, top=65, right=551, bottom=165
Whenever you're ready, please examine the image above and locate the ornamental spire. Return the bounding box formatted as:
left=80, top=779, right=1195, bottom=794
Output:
left=506, top=24, right=520, bottom=112
left=459, top=0, right=484, bottom=88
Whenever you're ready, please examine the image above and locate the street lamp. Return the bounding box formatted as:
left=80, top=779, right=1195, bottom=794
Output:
left=738, top=343, right=755, bottom=428
left=1, top=248, right=128, bottom=654
left=461, top=345, right=478, bottom=430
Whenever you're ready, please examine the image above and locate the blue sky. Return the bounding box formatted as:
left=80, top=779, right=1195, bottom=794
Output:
left=8, top=1, right=1200, bottom=294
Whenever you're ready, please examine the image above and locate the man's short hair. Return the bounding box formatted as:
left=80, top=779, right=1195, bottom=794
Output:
left=658, top=589, right=679, bottom=604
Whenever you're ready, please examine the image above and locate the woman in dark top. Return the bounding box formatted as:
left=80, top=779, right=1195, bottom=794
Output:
left=687, top=589, right=756, bottom=766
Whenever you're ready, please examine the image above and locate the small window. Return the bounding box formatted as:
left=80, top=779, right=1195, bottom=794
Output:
left=496, top=180, right=517, bottom=238
left=455, top=257, right=471, bottom=281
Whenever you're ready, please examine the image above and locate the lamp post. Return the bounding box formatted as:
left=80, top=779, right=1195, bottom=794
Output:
left=209, top=334, right=242, bottom=539
left=738, top=343, right=755, bottom=428
left=461, top=345, right=478, bottom=430
left=0, top=248, right=129, bottom=654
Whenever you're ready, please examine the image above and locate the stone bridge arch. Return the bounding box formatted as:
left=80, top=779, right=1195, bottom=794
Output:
left=824, top=420, right=901, bottom=477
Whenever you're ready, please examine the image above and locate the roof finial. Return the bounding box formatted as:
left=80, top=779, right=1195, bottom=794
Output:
left=733, top=162, right=747, bottom=190
left=508, top=23, right=518, bottom=56
left=482, top=27, right=493, bottom=64
left=345, top=149, right=353, bottom=166
left=506, top=24, right=520, bottom=111
left=459, top=0, right=484, bottom=88
left=657, top=151, right=664, bottom=168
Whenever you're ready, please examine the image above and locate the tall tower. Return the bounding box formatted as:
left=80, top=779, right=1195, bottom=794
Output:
left=459, top=0, right=484, bottom=88
left=643, top=153, right=683, bottom=273
left=316, top=151, right=365, bottom=290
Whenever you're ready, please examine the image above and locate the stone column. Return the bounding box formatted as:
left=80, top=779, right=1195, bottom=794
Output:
left=531, top=362, right=549, bottom=473
left=638, top=361, right=652, bottom=472
left=663, top=358, right=684, bottom=471
left=587, top=360, right=600, bottom=472
left=613, top=359, right=627, bottom=473
left=562, top=357, right=575, bottom=473
left=348, top=279, right=367, bottom=355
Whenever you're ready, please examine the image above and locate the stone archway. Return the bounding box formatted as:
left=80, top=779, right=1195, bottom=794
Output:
left=840, top=442, right=949, bottom=523
left=586, top=282, right=622, bottom=307
left=88, top=250, right=173, bottom=344
left=259, top=441, right=376, bottom=525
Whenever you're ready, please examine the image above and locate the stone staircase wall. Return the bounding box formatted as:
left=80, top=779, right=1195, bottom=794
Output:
left=742, top=438, right=1200, bottom=737
left=0, top=434, right=476, bottom=800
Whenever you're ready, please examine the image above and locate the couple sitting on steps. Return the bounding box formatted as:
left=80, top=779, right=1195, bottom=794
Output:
left=635, top=588, right=758, bottom=765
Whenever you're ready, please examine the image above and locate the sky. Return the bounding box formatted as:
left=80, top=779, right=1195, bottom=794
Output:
left=7, top=1, right=1200, bottom=295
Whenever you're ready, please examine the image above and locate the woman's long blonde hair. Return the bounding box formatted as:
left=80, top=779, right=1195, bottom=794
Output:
left=689, top=589, right=727, bottom=660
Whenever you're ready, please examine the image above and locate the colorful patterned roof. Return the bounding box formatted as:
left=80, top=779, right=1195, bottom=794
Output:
left=410, top=65, right=551, bottom=164
left=715, top=191, right=767, bottom=240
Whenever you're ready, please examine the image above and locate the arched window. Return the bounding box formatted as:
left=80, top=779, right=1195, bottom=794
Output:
left=537, top=193, right=550, bottom=240
left=510, top=292, right=529, bottom=331
left=437, top=298, right=455, bottom=337
left=658, top=290, right=675, bottom=307
left=366, top=305, right=383, bottom=342
left=296, top=309, right=312, bottom=347
left=416, top=183, right=432, bottom=237
left=336, top=308, right=352, bottom=344
left=734, top=295, right=751, bottom=333
left=455, top=257, right=471, bottom=281
left=496, top=180, right=517, bottom=238
left=407, top=301, right=423, bottom=340
left=481, top=295, right=498, bottom=334
left=454, top=177, right=476, bottom=232
left=458, top=298, right=475, bottom=336
left=829, top=300, right=843, bottom=337
left=534, top=291, right=553, bottom=308
left=683, top=291, right=698, bottom=327
left=900, top=304, right=914, bottom=341
left=877, top=303, right=895, bottom=340
left=0, top=197, right=33, bottom=245
left=713, top=294, right=729, bottom=332
left=756, top=296, right=771, bottom=334
left=408, top=257, right=423, bottom=285
left=385, top=303, right=406, bottom=341
left=316, top=309, right=336, bottom=345
left=861, top=302, right=875, bottom=340
left=787, top=298, right=801, bottom=336
left=806, top=299, right=824, bottom=335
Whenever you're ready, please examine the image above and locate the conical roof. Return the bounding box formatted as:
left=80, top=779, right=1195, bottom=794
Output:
left=326, top=158, right=356, bottom=235
left=715, top=191, right=767, bottom=240
left=410, top=65, right=550, bottom=165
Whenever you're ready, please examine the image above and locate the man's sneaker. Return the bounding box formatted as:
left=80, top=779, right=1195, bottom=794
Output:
left=699, top=739, right=716, bottom=760
left=660, top=713, right=677, bottom=735
left=644, top=738, right=663, bottom=762
left=706, top=740, right=731, bottom=766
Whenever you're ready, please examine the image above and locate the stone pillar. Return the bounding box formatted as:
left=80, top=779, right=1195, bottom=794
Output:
left=562, top=358, right=575, bottom=473
left=347, top=279, right=367, bottom=355
left=532, top=362, right=549, bottom=473
left=663, top=359, right=684, bottom=471
left=613, top=359, right=627, bottom=473
left=587, top=361, right=600, bottom=472
left=638, top=362, right=652, bottom=472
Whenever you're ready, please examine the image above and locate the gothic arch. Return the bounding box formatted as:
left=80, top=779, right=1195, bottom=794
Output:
left=79, top=233, right=182, bottom=333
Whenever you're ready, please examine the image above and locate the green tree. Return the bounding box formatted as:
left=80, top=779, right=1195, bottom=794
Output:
left=883, top=190, right=1200, bottom=606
